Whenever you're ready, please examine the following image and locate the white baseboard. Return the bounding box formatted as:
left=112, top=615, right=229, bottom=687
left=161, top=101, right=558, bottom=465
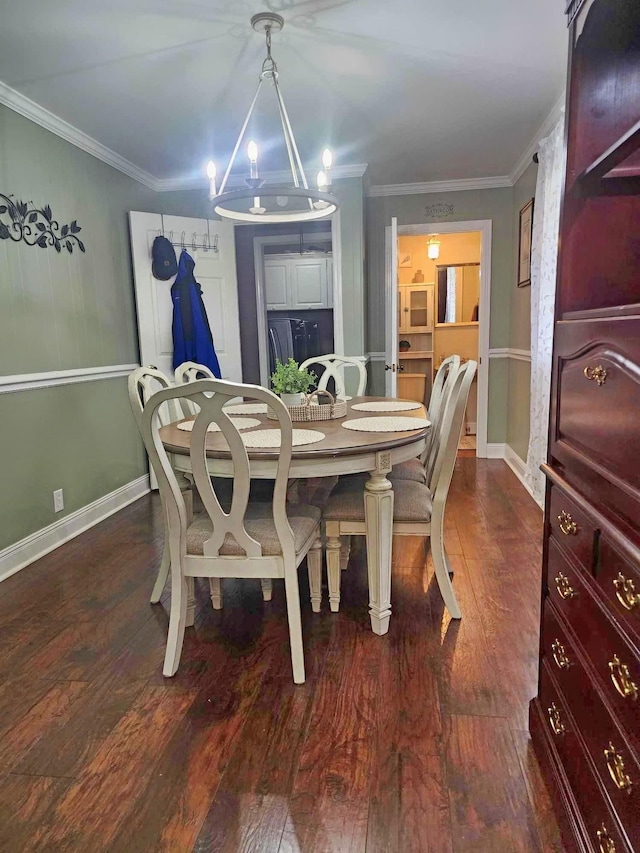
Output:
left=0, top=474, right=151, bottom=583
left=485, top=443, right=506, bottom=459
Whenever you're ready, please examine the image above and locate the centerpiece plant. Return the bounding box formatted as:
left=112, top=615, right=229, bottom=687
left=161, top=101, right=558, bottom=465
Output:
left=270, top=358, right=316, bottom=406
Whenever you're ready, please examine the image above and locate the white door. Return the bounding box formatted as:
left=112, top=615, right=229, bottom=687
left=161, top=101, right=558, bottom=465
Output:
left=290, top=258, right=328, bottom=308
left=264, top=259, right=290, bottom=310
left=129, top=212, right=242, bottom=382
left=385, top=218, right=399, bottom=397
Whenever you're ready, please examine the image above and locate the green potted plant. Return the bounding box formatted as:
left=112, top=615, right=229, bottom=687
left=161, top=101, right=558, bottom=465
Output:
left=270, top=358, right=316, bottom=406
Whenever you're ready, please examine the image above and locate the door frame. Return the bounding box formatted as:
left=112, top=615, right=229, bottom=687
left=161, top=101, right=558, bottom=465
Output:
left=392, top=219, right=492, bottom=458
left=252, top=215, right=344, bottom=387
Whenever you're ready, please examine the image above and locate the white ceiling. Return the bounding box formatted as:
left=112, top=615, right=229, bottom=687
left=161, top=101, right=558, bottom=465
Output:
left=0, top=0, right=568, bottom=186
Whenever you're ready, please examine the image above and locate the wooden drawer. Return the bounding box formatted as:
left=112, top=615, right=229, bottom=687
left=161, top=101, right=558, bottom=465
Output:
left=548, top=482, right=596, bottom=573
left=539, top=661, right=632, bottom=853
left=548, top=540, right=640, bottom=753
left=596, top=537, right=640, bottom=647
left=542, top=604, right=640, bottom=847
left=550, top=316, right=640, bottom=529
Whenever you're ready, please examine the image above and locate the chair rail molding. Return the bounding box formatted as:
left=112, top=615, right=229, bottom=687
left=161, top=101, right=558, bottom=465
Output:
left=0, top=474, right=150, bottom=583
left=0, top=364, right=139, bottom=395
left=488, top=348, right=531, bottom=362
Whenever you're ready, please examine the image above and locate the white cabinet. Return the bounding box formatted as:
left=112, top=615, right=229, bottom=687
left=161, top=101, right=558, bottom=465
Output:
left=265, top=255, right=333, bottom=310
left=264, top=260, right=290, bottom=310
left=398, top=284, right=434, bottom=333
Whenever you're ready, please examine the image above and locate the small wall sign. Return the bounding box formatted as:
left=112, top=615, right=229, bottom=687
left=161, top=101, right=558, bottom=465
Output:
left=425, top=201, right=454, bottom=220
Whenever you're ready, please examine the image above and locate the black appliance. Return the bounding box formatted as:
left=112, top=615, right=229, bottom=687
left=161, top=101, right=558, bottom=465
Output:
left=268, top=317, right=320, bottom=373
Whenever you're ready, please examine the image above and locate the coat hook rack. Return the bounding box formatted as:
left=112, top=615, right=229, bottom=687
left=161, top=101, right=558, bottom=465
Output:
left=157, top=218, right=219, bottom=253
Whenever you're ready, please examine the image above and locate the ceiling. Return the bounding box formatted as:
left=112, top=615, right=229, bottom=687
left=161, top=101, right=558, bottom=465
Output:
left=0, top=0, right=568, bottom=187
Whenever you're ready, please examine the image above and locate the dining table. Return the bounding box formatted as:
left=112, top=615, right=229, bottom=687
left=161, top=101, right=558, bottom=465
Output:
left=159, top=396, right=430, bottom=636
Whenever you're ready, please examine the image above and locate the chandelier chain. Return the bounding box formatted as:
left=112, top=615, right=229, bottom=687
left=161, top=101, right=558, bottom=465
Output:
left=261, top=25, right=278, bottom=78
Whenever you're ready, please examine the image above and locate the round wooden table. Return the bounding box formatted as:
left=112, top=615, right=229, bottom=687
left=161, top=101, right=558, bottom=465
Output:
left=160, top=396, right=430, bottom=635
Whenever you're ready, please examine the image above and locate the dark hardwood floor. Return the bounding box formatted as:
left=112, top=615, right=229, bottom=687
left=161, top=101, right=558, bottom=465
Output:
left=0, top=458, right=563, bottom=852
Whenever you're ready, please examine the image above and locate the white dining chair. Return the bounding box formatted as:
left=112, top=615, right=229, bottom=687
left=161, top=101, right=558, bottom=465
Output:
left=299, top=354, right=367, bottom=399
left=128, top=366, right=190, bottom=604
left=138, top=377, right=322, bottom=683
left=174, top=361, right=217, bottom=416
left=319, top=360, right=477, bottom=620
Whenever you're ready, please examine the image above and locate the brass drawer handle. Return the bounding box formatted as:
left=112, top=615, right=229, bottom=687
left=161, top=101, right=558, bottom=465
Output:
left=557, top=509, right=578, bottom=536
left=597, top=824, right=616, bottom=853
left=609, top=655, right=638, bottom=701
left=552, top=639, right=571, bottom=670
left=604, top=743, right=633, bottom=793
left=614, top=572, right=640, bottom=611
left=555, top=572, right=576, bottom=601
left=548, top=702, right=565, bottom=736
left=584, top=365, right=608, bottom=386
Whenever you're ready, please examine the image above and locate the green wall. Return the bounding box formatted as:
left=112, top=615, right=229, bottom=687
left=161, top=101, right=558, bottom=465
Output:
left=366, top=186, right=514, bottom=442
left=0, top=104, right=158, bottom=550
left=507, top=161, right=537, bottom=461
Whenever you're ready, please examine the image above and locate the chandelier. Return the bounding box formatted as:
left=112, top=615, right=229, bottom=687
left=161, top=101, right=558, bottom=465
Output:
left=427, top=236, right=441, bottom=260
left=206, top=13, right=339, bottom=224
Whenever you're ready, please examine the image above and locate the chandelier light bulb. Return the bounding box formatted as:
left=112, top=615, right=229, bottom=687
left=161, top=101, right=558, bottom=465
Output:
left=317, top=170, right=327, bottom=189
left=247, top=140, right=259, bottom=164
left=322, top=148, right=333, bottom=170
left=206, top=160, right=217, bottom=198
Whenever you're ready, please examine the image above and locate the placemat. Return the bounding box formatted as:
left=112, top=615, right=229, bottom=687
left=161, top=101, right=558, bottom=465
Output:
left=342, top=416, right=431, bottom=433
left=241, top=429, right=325, bottom=448
left=223, top=403, right=268, bottom=414
left=177, top=417, right=261, bottom=433
left=351, top=401, right=422, bottom=412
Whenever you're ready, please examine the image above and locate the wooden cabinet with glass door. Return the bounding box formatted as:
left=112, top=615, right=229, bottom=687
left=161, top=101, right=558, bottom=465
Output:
left=397, top=283, right=434, bottom=404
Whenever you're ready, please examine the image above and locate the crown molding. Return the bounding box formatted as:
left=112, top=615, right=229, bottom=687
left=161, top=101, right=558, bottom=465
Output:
left=154, top=162, right=369, bottom=193
left=368, top=175, right=512, bottom=197
left=509, top=92, right=566, bottom=184
left=0, top=81, right=158, bottom=189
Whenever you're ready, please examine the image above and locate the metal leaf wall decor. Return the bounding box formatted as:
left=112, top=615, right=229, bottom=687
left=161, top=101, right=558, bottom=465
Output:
left=0, top=194, right=85, bottom=254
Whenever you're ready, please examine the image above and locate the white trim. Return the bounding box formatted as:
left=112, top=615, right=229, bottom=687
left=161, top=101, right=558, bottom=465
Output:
left=0, top=81, right=157, bottom=190
left=488, top=348, right=531, bottom=363
left=509, top=94, right=566, bottom=184
left=396, top=219, right=491, bottom=459
left=369, top=176, right=512, bottom=197
left=0, top=475, right=150, bottom=583
left=368, top=352, right=386, bottom=361
left=156, top=163, right=368, bottom=193
left=0, top=363, right=139, bottom=394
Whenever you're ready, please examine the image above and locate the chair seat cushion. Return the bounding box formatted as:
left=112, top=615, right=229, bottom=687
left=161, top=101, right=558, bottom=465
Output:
left=323, top=480, right=433, bottom=523
left=187, top=503, right=321, bottom=557
left=389, top=457, right=427, bottom=484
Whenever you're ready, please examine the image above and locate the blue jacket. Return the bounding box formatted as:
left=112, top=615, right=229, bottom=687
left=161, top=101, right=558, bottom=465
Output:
left=171, top=250, right=221, bottom=377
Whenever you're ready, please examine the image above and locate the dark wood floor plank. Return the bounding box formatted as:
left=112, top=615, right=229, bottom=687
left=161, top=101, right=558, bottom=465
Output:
left=13, top=674, right=147, bottom=778
left=0, top=774, right=73, bottom=853
left=193, top=676, right=314, bottom=853
left=31, top=685, right=196, bottom=851
left=444, top=714, right=542, bottom=853
left=0, top=681, right=88, bottom=773
left=511, top=729, right=565, bottom=853
left=282, top=622, right=381, bottom=853
left=108, top=618, right=284, bottom=853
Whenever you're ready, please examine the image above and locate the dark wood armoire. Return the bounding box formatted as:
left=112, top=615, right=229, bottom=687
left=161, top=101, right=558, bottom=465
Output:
left=529, top=2, right=640, bottom=851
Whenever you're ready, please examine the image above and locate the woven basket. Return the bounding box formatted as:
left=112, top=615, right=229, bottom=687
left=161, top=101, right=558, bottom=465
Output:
left=268, top=389, right=347, bottom=422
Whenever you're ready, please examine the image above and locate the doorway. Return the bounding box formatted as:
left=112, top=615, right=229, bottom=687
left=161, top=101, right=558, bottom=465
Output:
left=251, top=216, right=344, bottom=387
left=385, top=219, right=492, bottom=457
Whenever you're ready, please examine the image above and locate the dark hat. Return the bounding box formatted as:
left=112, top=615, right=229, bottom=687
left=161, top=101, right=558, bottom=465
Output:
left=152, top=235, right=177, bottom=280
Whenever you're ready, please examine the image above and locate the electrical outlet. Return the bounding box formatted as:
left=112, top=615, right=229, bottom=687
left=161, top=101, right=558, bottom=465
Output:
left=53, top=488, right=64, bottom=513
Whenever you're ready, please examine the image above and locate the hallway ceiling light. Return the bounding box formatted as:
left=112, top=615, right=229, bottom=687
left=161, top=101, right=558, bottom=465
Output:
left=206, top=13, right=339, bottom=224
left=427, top=236, right=441, bottom=260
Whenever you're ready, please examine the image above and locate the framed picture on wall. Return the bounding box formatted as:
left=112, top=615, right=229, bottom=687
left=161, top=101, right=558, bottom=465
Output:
left=398, top=252, right=412, bottom=268
left=518, top=198, right=534, bottom=287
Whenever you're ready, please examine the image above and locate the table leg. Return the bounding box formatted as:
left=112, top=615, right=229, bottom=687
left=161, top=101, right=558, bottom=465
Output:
left=364, top=455, right=394, bottom=635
